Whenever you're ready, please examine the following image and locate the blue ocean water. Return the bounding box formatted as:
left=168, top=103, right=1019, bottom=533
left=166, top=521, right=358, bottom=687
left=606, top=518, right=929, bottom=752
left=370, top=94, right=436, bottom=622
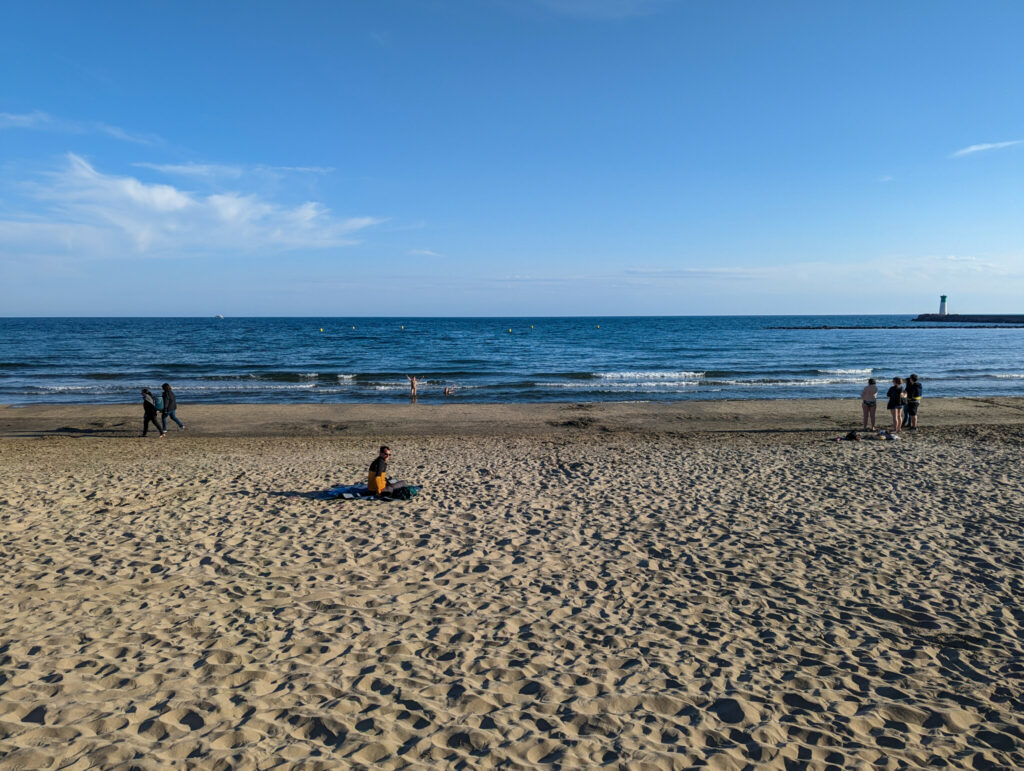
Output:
left=1, top=316, right=1023, bottom=405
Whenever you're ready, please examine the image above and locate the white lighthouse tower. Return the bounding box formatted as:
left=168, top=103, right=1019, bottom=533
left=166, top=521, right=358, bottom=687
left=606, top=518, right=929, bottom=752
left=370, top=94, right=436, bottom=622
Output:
left=939, top=295, right=948, bottom=316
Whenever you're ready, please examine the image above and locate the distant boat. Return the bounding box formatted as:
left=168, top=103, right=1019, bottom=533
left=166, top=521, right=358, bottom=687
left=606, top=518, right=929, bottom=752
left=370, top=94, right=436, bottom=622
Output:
left=215, top=314, right=224, bottom=319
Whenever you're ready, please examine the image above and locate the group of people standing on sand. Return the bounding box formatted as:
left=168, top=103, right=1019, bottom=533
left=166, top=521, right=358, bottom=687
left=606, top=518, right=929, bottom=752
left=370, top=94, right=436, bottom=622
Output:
left=860, top=374, right=922, bottom=433
left=140, top=383, right=184, bottom=437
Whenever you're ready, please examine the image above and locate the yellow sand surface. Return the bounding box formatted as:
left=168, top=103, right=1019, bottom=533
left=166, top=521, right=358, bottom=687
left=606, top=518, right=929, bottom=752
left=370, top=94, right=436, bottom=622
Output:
left=1, top=399, right=1022, bottom=769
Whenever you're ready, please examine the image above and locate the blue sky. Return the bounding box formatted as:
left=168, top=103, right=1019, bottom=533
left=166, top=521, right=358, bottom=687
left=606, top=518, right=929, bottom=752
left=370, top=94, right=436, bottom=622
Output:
left=2, top=0, right=1022, bottom=316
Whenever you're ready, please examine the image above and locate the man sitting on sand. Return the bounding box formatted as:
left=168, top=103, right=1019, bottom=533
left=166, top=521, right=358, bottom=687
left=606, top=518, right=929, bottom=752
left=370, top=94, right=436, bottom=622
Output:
left=368, top=445, right=392, bottom=495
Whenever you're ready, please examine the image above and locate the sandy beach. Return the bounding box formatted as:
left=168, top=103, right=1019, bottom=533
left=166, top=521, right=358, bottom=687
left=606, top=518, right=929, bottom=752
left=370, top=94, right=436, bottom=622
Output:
left=1, top=398, right=1022, bottom=769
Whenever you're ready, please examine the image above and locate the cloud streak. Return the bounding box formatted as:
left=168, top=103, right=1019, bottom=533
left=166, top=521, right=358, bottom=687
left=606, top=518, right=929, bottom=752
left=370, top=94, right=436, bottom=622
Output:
left=0, top=110, right=52, bottom=129
left=0, top=154, right=380, bottom=259
left=950, top=139, right=1024, bottom=158
left=0, top=110, right=160, bottom=145
left=624, top=266, right=765, bottom=280
left=133, top=162, right=335, bottom=179
left=479, top=254, right=1018, bottom=291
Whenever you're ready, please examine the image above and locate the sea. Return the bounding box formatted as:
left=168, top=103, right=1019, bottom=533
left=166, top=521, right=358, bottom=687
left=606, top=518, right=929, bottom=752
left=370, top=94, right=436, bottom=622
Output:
left=1, top=316, right=1023, bottom=405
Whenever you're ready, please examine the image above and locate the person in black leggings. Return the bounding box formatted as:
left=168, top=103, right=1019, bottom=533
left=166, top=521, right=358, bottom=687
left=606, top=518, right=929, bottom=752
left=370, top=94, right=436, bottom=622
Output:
left=141, top=388, right=166, bottom=437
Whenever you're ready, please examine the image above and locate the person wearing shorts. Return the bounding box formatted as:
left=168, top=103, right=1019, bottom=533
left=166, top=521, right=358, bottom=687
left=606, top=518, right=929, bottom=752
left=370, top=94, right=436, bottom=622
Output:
left=886, top=377, right=904, bottom=433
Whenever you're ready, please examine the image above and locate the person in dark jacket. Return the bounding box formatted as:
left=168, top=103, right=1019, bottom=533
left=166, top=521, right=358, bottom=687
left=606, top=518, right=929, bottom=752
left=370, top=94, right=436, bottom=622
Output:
left=161, top=383, right=184, bottom=431
left=886, top=377, right=904, bottom=434
left=368, top=446, right=391, bottom=495
left=905, top=374, right=922, bottom=430
left=141, top=388, right=166, bottom=437
left=902, top=374, right=913, bottom=428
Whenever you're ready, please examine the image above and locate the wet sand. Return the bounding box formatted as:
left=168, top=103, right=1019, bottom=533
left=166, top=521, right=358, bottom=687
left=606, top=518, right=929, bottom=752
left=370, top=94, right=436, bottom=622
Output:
left=1, top=399, right=1022, bottom=768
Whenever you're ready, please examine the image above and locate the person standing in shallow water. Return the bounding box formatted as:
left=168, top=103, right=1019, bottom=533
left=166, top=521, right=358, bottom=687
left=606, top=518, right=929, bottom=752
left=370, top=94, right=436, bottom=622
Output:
left=141, top=388, right=166, bottom=437
left=161, top=383, right=184, bottom=431
left=406, top=375, right=420, bottom=402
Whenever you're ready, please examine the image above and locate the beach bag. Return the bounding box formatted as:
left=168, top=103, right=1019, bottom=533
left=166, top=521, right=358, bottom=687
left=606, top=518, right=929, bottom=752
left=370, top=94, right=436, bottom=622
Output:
left=386, top=485, right=420, bottom=501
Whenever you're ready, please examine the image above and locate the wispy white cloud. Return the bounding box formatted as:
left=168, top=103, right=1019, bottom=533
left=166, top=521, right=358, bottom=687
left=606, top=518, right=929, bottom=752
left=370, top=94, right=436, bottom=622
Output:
left=134, top=162, right=245, bottom=179
left=408, top=248, right=441, bottom=257
left=933, top=254, right=998, bottom=270
left=0, top=111, right=52, bottom=129
left=133, top=161, right=334, bottom=179
left=0, top=154, right=380, bottom=259
left=0, top=110, right=160, bottom=145
left=950, top=139, right=1024, bottom=158
left=274, top=165, right=334, bottom=174
left=625, top=266, right=765, bottom=280
left=93, top=122, right=160, bottom=145
left=480, top=254, right=1019, bottom=292
left=483, top=265, right=766, bottom=286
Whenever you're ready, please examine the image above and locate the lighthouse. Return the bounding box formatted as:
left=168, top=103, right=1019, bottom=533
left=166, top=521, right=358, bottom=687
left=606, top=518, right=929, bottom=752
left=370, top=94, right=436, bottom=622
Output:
left=939, top=295, right=948, bottom=315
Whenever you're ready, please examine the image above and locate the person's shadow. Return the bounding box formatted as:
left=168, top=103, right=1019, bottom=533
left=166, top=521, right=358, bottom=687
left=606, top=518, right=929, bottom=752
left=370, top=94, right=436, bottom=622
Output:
left=8, top=423, right=133, bottom=438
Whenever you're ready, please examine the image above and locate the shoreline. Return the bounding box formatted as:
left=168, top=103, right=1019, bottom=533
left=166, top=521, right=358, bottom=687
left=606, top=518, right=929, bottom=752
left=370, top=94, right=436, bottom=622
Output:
left=3, top=396, right=1024, bottom=439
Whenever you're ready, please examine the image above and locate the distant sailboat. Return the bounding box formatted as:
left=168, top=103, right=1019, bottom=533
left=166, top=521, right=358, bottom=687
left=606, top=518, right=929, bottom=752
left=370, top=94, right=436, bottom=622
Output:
left=215, top=314, right=225, bottom=319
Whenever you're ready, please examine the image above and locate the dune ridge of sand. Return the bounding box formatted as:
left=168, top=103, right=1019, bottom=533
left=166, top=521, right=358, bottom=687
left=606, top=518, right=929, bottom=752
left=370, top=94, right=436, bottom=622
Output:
left=1, top=401, right=1023, bottom=769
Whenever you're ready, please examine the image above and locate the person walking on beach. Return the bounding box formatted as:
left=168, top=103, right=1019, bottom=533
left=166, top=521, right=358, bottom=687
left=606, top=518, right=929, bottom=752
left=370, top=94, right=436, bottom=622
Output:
left=141, top=388, right=166, bottom=437
left=161, top=383, right=184, bottom=431
left=905, top=374, right=922, bottom=430
left=860, top=378, right=877, bottom=430
left=886, top=377, right=904, bottom=433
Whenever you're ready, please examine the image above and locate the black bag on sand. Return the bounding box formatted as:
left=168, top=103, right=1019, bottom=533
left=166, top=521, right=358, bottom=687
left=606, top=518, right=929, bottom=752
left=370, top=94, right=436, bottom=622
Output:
left=383, top=485, right=420, bottom=501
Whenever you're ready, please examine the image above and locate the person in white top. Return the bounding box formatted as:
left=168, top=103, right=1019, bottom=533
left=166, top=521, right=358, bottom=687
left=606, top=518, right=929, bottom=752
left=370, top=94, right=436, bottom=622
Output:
left=860, top=378, right=878, bottom=430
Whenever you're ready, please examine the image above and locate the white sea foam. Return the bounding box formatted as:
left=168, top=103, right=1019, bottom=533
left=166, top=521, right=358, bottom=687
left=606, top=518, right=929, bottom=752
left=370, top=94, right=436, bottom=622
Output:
left=817, top=368, right=873, bottom=375
left=22, top=385, right=114, bottom=393
left=706, top=377, right=865, bottom=387
left=597, top=371, right=705, bottom=380
left=538, top=380, right=700, bottom=390
left=186, top=383, right=320, bottom=391
left=992, top=373, right=1024, bottom=379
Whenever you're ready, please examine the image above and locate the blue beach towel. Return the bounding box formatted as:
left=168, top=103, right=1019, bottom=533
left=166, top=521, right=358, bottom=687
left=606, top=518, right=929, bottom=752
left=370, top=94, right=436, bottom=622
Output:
left=325, top=484, right=376, bottom=499
left=325, top=484, right=421, bottom=500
